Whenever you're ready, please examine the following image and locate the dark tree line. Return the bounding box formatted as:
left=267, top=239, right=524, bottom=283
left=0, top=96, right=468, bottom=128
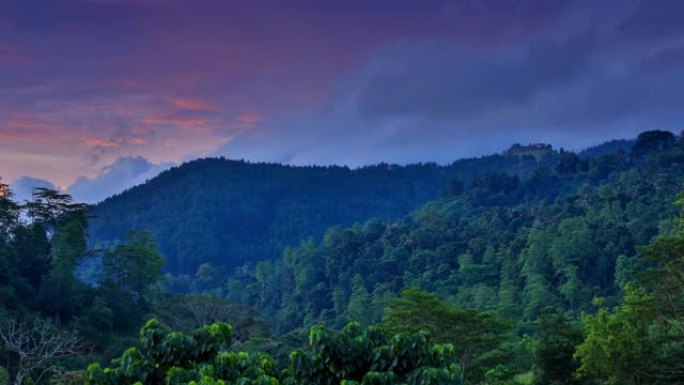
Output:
left=0, top=184, right=165, bottom=384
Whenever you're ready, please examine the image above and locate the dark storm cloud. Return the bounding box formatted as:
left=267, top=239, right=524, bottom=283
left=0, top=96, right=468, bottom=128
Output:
left=217, top=0, right=684, bottom=165
left=356, top=33, right=596, bottom=120
left=618, top=0, right=684, bottom=39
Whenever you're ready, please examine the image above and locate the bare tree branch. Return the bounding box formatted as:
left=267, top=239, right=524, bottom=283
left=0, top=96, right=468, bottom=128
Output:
left=158, top=296, right=254, bottom=332
left=0, top=318, right=89, bottom=385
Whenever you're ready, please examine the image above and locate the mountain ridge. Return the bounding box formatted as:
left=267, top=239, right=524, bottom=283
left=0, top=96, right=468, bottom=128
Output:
left=89, top=153, right=550, bottom=275
left=87, top=134, right=655, bottom=277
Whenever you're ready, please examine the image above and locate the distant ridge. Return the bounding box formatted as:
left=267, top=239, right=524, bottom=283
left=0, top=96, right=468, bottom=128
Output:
left=578, top=139, right=634, bottom=158
left=88, top=136, right=642, bottom=276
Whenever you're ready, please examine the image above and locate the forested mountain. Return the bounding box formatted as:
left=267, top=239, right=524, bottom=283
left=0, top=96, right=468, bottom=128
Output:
left=89, top=153, right=549, bottom=275
left=224, top=130, right=684, bottom=332
left=3, top=130, right=684, bottom=385
left=577, top=139, right=634, bottom=158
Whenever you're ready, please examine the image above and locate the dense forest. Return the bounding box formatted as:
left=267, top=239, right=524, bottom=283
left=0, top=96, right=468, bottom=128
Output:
left=224, top=131, right=680, bottom=331
left=1, top=130, right=683, bottom=385
left=89, top=150, right=556, bottom=276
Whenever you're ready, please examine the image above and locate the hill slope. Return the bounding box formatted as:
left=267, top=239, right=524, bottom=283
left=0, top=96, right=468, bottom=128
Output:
left=89, top=155, right=549, bottom=275
left=225, top=131, right=684, bottom=332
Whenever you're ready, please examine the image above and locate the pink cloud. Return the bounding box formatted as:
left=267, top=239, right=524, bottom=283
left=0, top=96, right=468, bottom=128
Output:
left=0, top=119, right=58, bottom=142
left=0, top=0, right=579, bottom=187
left=5, top=118, right=50, bottom=130
left=142, top=114, right=212, bottom=131
left=84, top=138, right=120, bottom=148
left=128, top=137, right=148, bottom=145
left=0, top=131, right=30, bottom=141
left=237, top=112, right=265, bottom=125
left=171, top=97, right=218, bottom=111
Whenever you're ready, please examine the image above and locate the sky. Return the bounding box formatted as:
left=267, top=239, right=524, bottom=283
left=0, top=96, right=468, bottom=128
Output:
left=2, top=0, right=684, bottom=202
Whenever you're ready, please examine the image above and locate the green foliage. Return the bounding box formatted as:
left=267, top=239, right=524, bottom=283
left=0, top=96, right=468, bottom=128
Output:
left=573, top=198, right=684, bottom=385
left=101, top=231, right=164, bottom=307
left=574, top=285, right=658, bottom=385
left=0, top=178, right=19, bottom=234
left=87, top=320, right=462, bottom=385
left=0, top=366, right=9, bottom=385
left=288, top=322, right=462, bottom=385
left=229, top=134, right=684, bottom=336
left=533, top=308, right=583, bottom=385
left=382, top=289, right=511, bottom=384
left=89, top=156, right=545, bottom=276
left=6, top=132, right=684, bottom=384
left=346, top=275, right=372, bottom=326
left=154, top=296, right=255, bottom=333
left=0, top=186, right=172, bottom=384
left=40, top=216, right=89, bottom=321
left=637, top=225, right=684, bottom=322
left=381, top=289, right=455, bottom=341
left=631, top=130, right=677, bottom=158
left=49, top=371, right=86, bottom=385
left=577, top=139, right=633, bottom=158
left=86, top=320, right=253, bottom=385
left=482, top=365, right=518, bottom=385
left=0, top=188, right=94, bottom=324
left=632, top=204, right=684, bottom=382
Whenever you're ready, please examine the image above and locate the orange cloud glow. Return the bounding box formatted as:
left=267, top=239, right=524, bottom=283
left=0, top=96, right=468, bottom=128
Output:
left=128, top=137, right=148, bottom=145
left=84, top=138, right=120, bottom=148
left=0, top=119, right=55, bottom=141
left=142, top=114, right=213, bottom=133
left=6, top=119, right=50, bottom=131
left=0, top=131, right=26, bottom=141
left=171, top=98, right=217, bottom=111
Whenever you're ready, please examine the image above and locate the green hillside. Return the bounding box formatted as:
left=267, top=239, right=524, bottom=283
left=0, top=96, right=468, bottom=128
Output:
left=225, top=130, right=684, bottom=332
left=3, top=131, right=684, bottom=385
left=89, top=154, right=548, bottom=275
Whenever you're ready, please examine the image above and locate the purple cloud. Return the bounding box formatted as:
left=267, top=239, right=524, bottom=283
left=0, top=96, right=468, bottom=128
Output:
left=1, top=0, right=683, bottom=189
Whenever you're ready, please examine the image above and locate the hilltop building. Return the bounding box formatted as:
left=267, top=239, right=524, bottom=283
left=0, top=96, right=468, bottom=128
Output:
left=505, top=143, right=553, bottom=160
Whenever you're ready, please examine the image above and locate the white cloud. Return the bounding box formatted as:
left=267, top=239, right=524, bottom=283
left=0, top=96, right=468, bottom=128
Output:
left=9, top=176, right=57, bottom=203
left=67, top=156, right=174, bottom=204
